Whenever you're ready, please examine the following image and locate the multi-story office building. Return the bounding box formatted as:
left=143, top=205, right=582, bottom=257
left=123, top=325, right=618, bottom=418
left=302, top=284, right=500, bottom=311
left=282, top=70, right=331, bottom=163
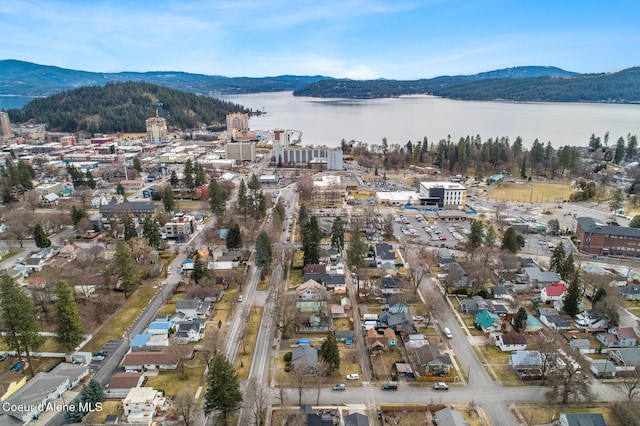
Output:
left=164, top=214, right=195, bottom=240
left=576, top=217, right=640, bottom=257
left=418, top=181, right=467, bottom=208
left=224, top=141, right=256, bottom=163
left=312, top=176, right=344, bottom=204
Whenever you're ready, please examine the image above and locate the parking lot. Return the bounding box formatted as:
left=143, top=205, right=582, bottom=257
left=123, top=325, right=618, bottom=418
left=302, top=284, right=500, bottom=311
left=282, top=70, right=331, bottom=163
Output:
left=392, top=211, right=469, bottom=248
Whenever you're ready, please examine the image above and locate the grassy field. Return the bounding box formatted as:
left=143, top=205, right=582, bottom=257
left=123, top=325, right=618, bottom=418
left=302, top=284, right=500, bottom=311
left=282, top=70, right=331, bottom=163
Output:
left=145, top=352, right=207, bottom=397
left=486, top=182, right=574, bottom=203
left=83, top=285, right=159, bottom=353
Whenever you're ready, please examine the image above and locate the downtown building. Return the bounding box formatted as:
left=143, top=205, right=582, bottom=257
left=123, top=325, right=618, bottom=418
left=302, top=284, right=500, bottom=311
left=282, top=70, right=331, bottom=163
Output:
left=272, top=145, right=343, bottom=170
left=418, top=181, right=467, bottom=209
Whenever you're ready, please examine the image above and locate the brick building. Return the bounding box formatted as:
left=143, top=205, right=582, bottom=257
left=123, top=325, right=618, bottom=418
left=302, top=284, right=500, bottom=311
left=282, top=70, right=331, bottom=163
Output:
left=575, top=217, right=640, bottom=257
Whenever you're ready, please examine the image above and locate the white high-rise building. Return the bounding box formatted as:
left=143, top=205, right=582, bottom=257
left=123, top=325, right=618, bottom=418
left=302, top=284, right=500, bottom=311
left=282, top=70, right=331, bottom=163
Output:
left=0, top=112, right=12, bottom=140
left=146, top=116, right=169, bottom=144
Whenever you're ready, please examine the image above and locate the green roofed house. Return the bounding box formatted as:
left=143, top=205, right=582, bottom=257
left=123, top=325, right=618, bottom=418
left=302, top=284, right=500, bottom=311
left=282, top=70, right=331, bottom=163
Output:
left=475, top=310, right=502, bottom=333
left=487, top=174, right=504, bottom=185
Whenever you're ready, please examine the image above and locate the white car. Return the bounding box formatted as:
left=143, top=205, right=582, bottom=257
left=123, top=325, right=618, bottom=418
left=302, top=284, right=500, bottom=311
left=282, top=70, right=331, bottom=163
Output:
left=346, top=373, right=360, bottom=380
left=413, top=316, right=425, bottom=322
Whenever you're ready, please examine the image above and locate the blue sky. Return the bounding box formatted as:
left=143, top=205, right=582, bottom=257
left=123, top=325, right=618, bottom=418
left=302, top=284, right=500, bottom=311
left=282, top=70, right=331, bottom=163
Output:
left=1, top=0, right=639, bottom=79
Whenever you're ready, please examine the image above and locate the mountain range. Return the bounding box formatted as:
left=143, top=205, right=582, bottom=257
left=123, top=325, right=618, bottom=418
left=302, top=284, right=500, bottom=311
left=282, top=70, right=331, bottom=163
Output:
left=1, top=59, right=639, bottom=103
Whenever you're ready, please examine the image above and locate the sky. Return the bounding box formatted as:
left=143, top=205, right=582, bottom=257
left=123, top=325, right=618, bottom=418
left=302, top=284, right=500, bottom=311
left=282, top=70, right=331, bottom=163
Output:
left=1, top=0, right=639, bottom=80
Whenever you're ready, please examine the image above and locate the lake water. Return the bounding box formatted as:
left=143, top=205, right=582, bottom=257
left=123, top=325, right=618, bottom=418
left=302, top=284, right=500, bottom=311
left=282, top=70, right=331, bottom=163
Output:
left=0, top=96, right=39, bottom=110
left=220, top=91, right=640, bottom=149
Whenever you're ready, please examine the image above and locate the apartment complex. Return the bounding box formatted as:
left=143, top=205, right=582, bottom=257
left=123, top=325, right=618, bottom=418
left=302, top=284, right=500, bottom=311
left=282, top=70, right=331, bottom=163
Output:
left=272, top=145, right=343, bottom=170
left=419, top=181, right=467, bottom=208
left=575, top=217, right=640, bottom=257
left=164, top=213, right=196, bottom=240
left=312, top=176, right=344, bottom=204
left=224, top=141, right=256, bottom=162
left=226, top=113, right=249, bottom=131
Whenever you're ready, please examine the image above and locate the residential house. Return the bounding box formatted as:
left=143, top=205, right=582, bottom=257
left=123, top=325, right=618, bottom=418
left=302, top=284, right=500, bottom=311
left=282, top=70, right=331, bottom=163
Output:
left=374, top=243, right=396, bottom=267
left=433, top=407, right=469, bottom=426
left=509, top=351, right=544, bottom=380
left=296, top=279, right=328, bottom=301
left=303, top=264, right=327, bottom=274
left=609, top=348, right=640, bottom=372
left=559, top=413, right=607, bottom=426
left=521, top=267, right=561, bottom=289
left=297, top=313, right=332, bottom=333
left=291, top=345, right=318, bottom=375
left=405, top=334, right=428, bottom=349
left=595, top=327, right=638, bottom=348
left=491, top=286, right=509, bottom=300
left=380, top=312, right=413, bottom=332
left=123, top=387, right=167, bottom=425
left=174, top=298, right=211, bottom=320
left=174, top=320, right=205, bottom=344
left=537, top=308, right=571, bottom=332
left=493, top=330, right=527, bottom=352
left=147, top=321, right=174, bottom=335
left=302, top=272, right=346, bottom=291
left=0, top=372, right=26, bottom=402
left=575, top=310, right=608, bottom=330
left=334, top=330, right=357, bottom=343
left=475, top=310, right=502, bottom=333
left=568, top=339, right=593, bottom=354
left=366, top=328, right=387, bottom=352
left=540, top=283, right=566, bottom=303
left=462, top=297, right=496, bottom=315
left=380, top=276, right=406, bottom=294
left=331, top=305, right=346, bottom=318
left=40, top=192, right=59, bottom=206
left=106, top=372, right=145, bottom=399
left=414, top=345, right=452, bottom=375
left=523, top=316, right=544, bottom=334
left=386, top=296, right=408, bottom=314
left=121, top=347, right=179, bottom=372
left=344, top=413, right=371, bottom=426
left=49, top=362, right=90, bottom=389
left=618, top=284, right=640, bottom=301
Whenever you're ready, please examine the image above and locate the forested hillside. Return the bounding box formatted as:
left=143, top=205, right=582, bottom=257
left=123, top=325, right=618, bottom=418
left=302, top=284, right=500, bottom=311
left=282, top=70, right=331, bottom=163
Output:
left=6, top=81, right=250, bottom=133
left=294, top=67, right=640, bottom=102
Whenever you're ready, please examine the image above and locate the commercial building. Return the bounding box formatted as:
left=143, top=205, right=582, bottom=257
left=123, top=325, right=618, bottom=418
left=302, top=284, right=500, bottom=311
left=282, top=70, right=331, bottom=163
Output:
left=225, top=141, right=256, bottom=163
left=575, top=217, right=640, bottom=257
left=165, top=213, right=195, bottom=240
left=0, top=112, right=12, bottom=140
left=272, top=145, right=343, bottom=170
left=226, top=113, right=249, bottom=131
left=418, top=181, right=467, bottom=208
left=146, top=116, right=169, bottom=144
left=312, top=176, right=344, bottom=204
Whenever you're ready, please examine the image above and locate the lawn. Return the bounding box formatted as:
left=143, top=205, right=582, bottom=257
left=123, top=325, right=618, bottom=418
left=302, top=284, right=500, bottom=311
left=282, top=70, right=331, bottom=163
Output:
left=83, top=285, right=159, bottom=353
left=235, top=306, right=264, bottom=380
left=474, top=345, right=512, bottom=364
left=486, top=182, right=574, bottom=203
left=518, top=404, right=620, bottom=426
left=146, top=351, right=207, bottom=397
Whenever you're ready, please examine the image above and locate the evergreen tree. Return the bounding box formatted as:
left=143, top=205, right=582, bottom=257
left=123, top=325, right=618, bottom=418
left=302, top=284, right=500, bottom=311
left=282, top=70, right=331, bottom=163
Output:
left=65, top=395, right=86, bottom=423
left=226, top=222, right=242, bottom=250
left=630, top=215, right=640, bottom=228
left=237, top=179, right=249, bottom=220
left=484, top=224, right=497, bottom=247
left=83, top=378, right=105, bottom=407
left=191, top=254, right=208, bottom=284
left=114, top=240, right=138, bottom=298
left=513, top=307, right=528, bottom=333
left=549, top=244, right=566, bottom=275
left=520, top=154, right=527, bottom=179
left=85, top=170, right=96, bottom=189
left=71, top=205, right=88, bottom=226
left=255, top=231, right=272, bottom=269
left=591, top=287, right=607, bottom=306
left=319, top=331, right=340, bottom=373
left=331, top=217, right=345, bottom=251
left=133, top=156, right=142, bottom=173
left=183, top=159, right=194, bottom=190
left=501, top=227, right=519, bottom=253
left=54, top=280, right=85, bottom=351
left=302, top=216, right=321, bottom=265
left=116, top=182, right=125, bottom=195
left=609, top=188, right=625, bottom=214
left=208, top=178, right=227, bottom=217
left=563, top=272, right=582, bottom=317
left=346, top=224, right=367, bottom=271
left=561, top=252, right=575, bottom=282
left=170, top=170, right=179, bottom=187
left=162, top=185, right=175, bottom=212
left=467, top=220, right=484, bottom=251
left=194, top=162, right=206, bottom=187
left=203, top=353, right=243, bottom=422
left=33, top=223, right=51, bottom=248
left=0, top=275, right=44, bottom=377
left=123, top=217, right=137, bottom=241
left=142, top=217, right=161, bottom=249
left=299, top=204, right=309, bottom=227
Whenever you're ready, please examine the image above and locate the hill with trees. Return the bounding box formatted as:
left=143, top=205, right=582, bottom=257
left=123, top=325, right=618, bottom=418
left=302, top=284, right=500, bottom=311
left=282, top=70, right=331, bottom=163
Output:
left=6, top=81, right=251, bottom=133
left=293, top=66, right=640, bottom=102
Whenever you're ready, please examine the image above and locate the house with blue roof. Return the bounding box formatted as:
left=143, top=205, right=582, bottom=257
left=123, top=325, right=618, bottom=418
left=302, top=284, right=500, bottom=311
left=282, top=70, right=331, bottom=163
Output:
left=148, top=321, right=174, bottom=335
left=130, top=334, right=152, bottom=350
left=475, top=310, right=502, bottom=333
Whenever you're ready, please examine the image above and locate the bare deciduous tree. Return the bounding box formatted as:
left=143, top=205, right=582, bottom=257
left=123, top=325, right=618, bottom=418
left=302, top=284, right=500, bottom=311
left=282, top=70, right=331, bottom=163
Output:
left=174, top=389, right=198, bottom=426
left=246, top=377, right=272, bottom=426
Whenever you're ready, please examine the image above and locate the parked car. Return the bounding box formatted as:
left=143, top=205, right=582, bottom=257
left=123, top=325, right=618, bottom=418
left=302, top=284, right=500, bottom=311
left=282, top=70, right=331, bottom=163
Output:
left=433, top=382, right=449, bottom=390
left=332, top=384, right=346, bottom=391
left=92, top=351, right=107, bottom=361
left=346, top=373, right=360, bottom=380
left=413, top=316, right=425, bottom=322
left=382, top=382, right=398, bottom=390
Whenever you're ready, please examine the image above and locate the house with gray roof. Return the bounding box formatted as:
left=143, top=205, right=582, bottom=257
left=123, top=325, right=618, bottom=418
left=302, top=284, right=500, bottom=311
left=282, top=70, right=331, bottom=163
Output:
left=609, top=347, right=640, bottom=371
left=291, top=345, right=318, bottom=375
left=537, top=308, right=571, bottom=332
left=509, top=351, right=544, bottom=380
left=433, top=406, right=469, bottom=426
left=559, top=412, right=607, bottom=426
left=414, top=345, right=451, bottom=375
left=374, top=243, right=396, bottom=267
left=344, top=412, right=370, bottom=426
left=174, top=298, right=211, bottom=320
left=522, top=267, right=560, bottom=289
left=618, top=284, right=640, bottom=301
left=462, top=297, right=496, bottom=315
